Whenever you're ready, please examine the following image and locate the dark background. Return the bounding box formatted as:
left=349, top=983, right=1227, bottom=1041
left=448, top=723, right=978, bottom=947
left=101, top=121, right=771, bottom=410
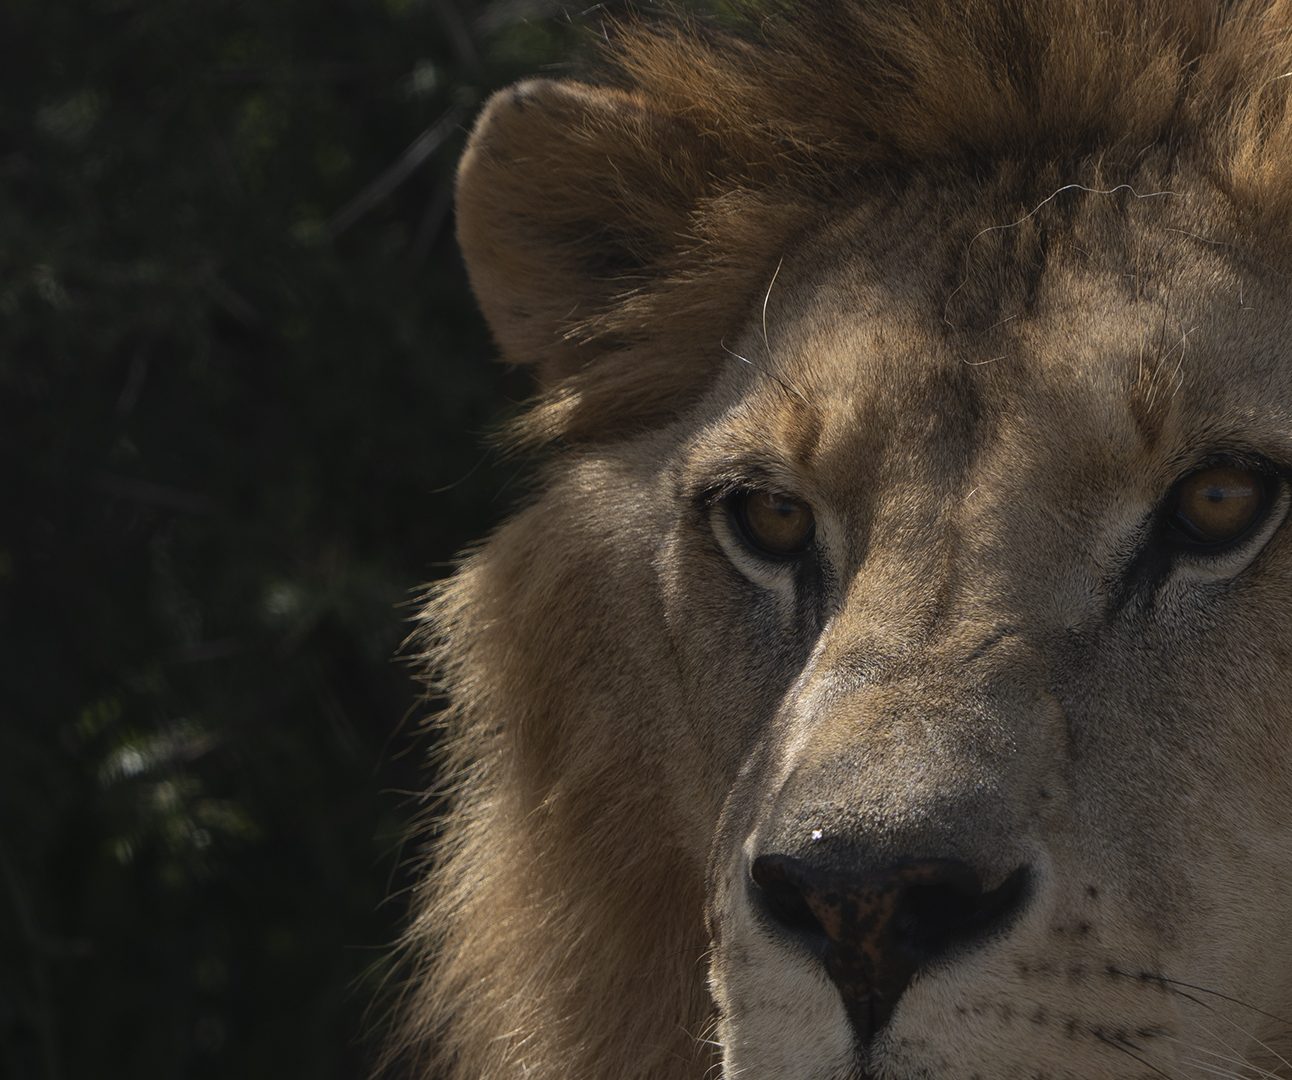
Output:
left=0, top=1, right=631, bottom=1076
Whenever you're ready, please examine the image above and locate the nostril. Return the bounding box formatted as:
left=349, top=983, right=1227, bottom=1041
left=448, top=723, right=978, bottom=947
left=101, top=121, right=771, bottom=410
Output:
left=749, top=854, right=827, bottom=942
left=896, top=863, right=1031, bottom=956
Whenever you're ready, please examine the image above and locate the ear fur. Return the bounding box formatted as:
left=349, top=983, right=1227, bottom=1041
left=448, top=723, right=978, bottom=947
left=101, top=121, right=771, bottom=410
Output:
left=455, top=78, right=714, bottom=383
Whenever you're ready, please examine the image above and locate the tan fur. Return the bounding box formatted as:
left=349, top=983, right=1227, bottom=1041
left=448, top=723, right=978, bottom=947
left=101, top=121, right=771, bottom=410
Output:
left=395, top=3, right=1292, bottom=1078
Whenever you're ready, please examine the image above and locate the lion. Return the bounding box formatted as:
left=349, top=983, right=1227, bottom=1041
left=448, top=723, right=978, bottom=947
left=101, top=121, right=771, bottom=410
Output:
left=393, top=2, right=1292, bottom=1078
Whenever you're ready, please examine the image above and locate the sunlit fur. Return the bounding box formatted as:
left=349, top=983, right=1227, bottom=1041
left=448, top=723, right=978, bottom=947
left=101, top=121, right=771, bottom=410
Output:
left=392, top=3, right=1292, bottom=1078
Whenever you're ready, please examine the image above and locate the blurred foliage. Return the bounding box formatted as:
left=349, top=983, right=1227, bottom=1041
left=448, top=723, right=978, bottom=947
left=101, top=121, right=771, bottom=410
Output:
left=0, top=0, right=610, bottom=1076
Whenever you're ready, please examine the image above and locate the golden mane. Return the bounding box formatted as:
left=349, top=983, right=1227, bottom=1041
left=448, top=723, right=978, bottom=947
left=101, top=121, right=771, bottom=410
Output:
left=605, top=0, right=1292, bottom=232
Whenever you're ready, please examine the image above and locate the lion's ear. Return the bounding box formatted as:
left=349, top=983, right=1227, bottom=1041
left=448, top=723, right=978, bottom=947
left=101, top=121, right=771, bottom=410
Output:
left=455, top=79, right=708, bottom=382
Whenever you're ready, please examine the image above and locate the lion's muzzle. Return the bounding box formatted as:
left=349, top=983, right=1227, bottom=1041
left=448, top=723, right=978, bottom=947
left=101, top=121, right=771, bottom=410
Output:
left=711, top=635, right=1062, bottom=1074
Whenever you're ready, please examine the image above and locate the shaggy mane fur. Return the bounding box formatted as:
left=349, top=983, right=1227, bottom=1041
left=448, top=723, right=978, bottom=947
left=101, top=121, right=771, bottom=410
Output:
left=391, top=3, right=1292, bottom=1078
left=488, top=0, right=1292, bottom=445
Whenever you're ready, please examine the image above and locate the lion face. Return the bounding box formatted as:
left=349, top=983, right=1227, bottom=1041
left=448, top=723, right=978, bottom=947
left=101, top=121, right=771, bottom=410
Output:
left=407, top=5, right=1292, bottom=1079
left=677, top=191, right=1292, bottom=1079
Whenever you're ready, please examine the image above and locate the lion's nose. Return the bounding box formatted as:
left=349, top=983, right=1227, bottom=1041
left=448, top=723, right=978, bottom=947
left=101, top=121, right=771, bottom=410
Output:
left=748, top=853, right=1030, bottom=1044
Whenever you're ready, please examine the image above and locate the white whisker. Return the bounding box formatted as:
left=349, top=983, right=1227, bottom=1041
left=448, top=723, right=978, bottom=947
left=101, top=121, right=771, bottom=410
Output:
left=1180, top=1058, right=1269, bottom=1080
left=761, top=256, right=784, bottom=362
left=719, top=338, right=755, bottom=367
left=1167, top=984, right=1292, bottom=1077
left=1159, top=1033, right=1282, bottom=1080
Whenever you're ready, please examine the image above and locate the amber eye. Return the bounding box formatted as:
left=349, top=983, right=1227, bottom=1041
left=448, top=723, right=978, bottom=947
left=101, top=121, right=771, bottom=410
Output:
left=732, top=490, right=816, bottom=558
left=1168, top=465, right=1271, bottom=548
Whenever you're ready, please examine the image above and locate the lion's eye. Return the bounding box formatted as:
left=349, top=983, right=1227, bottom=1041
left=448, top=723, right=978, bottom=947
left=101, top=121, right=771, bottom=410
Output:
left=1167, top=464, right=1271, bottom=549
left=732, top=490, right=815, bottom=558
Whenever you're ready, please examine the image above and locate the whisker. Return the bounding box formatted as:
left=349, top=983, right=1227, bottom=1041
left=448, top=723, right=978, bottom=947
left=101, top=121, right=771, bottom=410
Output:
left=1153, top=980, right=1292, bottom=1077
left=1180, top=1058, right=1271, bottom=1080
left=720, top=256, right=814, bottom=409
left=1158, top=1033, right=1282, bottom=1079
left=1095, top=1029, right=1182, bottom=1080
left=1132, top=973, right=1292, bottom=1031
left=1196, top=1019, right=1287, bottom=1080
left=718, top=338, right=811, bottom=407
left=1191, top=1013, right=1275, bottom=1076
left=761, top=256, right=783, bottom=362
left=719, top=338, right=755, bottom=368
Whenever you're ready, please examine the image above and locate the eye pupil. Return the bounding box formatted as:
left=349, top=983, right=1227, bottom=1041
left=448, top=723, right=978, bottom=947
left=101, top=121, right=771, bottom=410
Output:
left=735, top=490, right=815, bottom=557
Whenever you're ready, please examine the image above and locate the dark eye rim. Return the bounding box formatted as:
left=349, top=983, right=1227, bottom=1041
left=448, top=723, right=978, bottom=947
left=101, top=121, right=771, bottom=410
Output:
left=1159, top=456, right=1283, bottom=555
left=727, top=488, right=817, bottom=561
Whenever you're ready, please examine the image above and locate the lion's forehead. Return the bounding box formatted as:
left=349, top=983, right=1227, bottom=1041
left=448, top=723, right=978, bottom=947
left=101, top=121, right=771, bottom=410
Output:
left=710, top=188, right=1292, bottom=516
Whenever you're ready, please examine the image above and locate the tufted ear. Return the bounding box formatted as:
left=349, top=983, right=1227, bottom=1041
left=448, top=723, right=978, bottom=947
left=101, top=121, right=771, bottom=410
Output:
left=454, top=78, right=716, bottom=382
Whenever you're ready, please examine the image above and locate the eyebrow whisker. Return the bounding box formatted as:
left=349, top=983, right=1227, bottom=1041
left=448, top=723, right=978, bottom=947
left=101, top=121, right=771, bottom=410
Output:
left=718, top=337, right=813, bottom=409
left=761, top=255, right=784, bottom=363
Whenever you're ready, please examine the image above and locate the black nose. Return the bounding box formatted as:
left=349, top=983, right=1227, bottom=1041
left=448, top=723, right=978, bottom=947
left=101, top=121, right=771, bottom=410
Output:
left=749, top=854, right=1030, bottom=1044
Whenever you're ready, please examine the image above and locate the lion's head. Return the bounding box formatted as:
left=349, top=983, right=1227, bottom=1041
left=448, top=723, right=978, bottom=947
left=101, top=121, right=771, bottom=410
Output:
left=397, top=3, right=1292, bottom=1078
